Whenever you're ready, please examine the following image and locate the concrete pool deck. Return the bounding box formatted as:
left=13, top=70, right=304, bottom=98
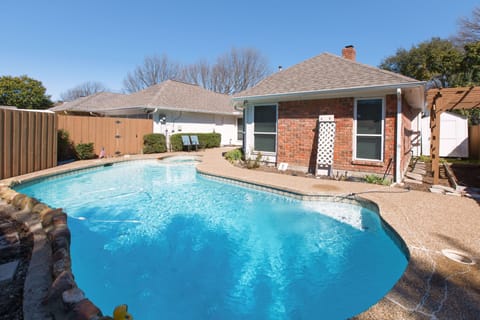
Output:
left=1, top=148, right=479, bottom=319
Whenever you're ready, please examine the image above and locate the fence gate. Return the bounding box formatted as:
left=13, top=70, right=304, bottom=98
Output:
left=57, top=115, right=153, bottom=157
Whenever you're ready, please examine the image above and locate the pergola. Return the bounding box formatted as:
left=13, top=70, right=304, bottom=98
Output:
left=427, top=86, right=480, bottom=184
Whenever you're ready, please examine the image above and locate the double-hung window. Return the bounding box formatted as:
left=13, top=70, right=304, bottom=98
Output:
left=254, top=105, right=277, bottom=153
left=354, top=98, right=384, bottom=161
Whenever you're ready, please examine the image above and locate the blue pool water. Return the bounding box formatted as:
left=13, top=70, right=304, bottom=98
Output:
left=15, top=159, right=407, bottom=319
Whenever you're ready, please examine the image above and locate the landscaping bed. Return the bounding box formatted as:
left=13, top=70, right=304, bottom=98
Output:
left=449, top=163, right=480, bottom=188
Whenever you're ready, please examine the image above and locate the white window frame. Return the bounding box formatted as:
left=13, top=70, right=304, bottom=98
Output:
left=253, top=104, right=278, bottom=154
left=353, top=97, right=385, bottom=161
left=236, top=117, right=244, bottom=141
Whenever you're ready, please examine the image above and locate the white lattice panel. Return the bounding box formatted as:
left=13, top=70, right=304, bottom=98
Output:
left=316, top=117, right=335, bottom=176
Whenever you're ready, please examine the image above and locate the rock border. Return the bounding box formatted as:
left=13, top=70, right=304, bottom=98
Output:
left=0, top=186, right=113, bottom=320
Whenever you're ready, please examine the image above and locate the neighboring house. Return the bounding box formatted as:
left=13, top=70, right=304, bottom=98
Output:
left=233, top=46, right=426, bottom=182
left=51, top=80, right=242, bottom=146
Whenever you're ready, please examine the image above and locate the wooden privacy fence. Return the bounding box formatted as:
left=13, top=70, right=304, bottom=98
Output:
left=1, top=108, right=57, bottom=180
left=57, top=115, right=153, bottom=157
left=469, top=125, right=480, bottom=160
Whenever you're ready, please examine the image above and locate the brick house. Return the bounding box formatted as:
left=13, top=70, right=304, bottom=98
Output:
left=233, top=46, right=425, bottom=182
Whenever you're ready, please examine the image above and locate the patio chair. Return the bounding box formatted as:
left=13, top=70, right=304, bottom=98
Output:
left=190, top=135, right=200, bottom=151
left=181, top=135, right=191, bottom=151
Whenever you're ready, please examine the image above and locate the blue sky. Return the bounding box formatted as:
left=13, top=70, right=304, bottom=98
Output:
left=1, top=0, right=478, bottom=100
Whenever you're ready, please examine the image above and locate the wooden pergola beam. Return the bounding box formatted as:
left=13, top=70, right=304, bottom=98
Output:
left=427, top=86, right=480, bottom=185
left=430, top=92, right=442, bottom=185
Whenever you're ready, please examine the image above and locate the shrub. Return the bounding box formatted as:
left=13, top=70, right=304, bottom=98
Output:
left=170, top=133, right=221, bottom=151
left=365, top=174, right=390, bottom=186
left=169, top=134, right=184, bottom=151
left=143, top=133, right=167, bottom=154
left=246, top=152, right=262, bottom=169
left=416, top=155, right=431, bottom=163
left=224, top=148, right=243, bottom=163
left=75, top=143, right=96, bottom=160
left=57, top=129, right=76, bottom=162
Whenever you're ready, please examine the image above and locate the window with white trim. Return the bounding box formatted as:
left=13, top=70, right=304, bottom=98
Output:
left=354, top=98, right=384, bottom=161
left=254, top=105, right=277, bottom=152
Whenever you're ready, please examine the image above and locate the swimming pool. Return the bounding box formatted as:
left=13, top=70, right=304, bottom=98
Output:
left=15, top=159, right=407, bottom=319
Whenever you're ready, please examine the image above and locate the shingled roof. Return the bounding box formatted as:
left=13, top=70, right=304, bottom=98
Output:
left=51, top=80, right=235, bottom=115
left=51, top=92, right=127, bottom=112
left=125, top=80, right=234, bottom=114
left=234, top=53, right=423, bottom=100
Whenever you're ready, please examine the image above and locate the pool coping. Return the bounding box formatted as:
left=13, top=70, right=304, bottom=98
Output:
left=1, top=148, right=479, bottom=319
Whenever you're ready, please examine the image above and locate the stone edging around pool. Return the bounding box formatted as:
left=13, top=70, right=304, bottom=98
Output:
left=0, top=186, right=114, bottom=320
left=0, top=156, right=411, bottom=320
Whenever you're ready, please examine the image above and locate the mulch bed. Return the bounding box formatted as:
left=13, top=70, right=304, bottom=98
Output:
left=242, top=161, right=459, bottom=193
left=449, top=163, right=480, bottom=188
left=0, top=211, right=33, bottom=320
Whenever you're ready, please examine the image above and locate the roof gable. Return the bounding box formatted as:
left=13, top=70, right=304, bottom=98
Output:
left=235, top=53, right=423, bottom=99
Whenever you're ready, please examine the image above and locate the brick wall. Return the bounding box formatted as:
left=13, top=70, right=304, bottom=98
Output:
left=277, top=95, right=410, bottom=177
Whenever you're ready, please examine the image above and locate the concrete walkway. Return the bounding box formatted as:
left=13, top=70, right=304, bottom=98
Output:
left=2, top=148, right=480, bottom=319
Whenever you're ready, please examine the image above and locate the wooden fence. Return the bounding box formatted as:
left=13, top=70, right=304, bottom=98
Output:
left=1, top=108, right=57, bottom=180
left=57, top=115, right=153, bottom=157
left=469, top=125, right=480, bottom=160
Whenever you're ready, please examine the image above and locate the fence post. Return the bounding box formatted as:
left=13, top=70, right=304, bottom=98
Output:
left=469, top=125, right=480, bottom=160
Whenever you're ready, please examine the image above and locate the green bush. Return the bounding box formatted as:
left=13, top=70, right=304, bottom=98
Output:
left=143, top=133, right=167, bottom=154
left=224, top=148, right=243, bottom=163
left=246, top=152, right=262, bottom=169
left=365, top=174, right=390, bottom=186
left=170, top=133, right=221, bottom=151
left=57, top=129, right=76, bottom=162
left=75, top=143, right=96, bottom=160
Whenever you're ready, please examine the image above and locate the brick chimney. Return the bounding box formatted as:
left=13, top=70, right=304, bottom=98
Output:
left=342, top=45, right=356, bottom=61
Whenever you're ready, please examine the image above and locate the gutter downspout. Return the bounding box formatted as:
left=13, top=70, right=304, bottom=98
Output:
left=396, top=88, right=402, bottom=183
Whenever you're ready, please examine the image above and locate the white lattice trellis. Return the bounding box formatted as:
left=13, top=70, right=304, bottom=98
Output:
left=316, top=115, right=336, bottom=176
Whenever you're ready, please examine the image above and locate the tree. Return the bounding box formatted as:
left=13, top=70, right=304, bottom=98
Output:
left=60, top=81, right=107, bottom=101
left=124, top=48, right=271, bottom=95
left=179, top=59, right=212, bottom=90
left=379, top=38, right=463, bottom=87
left=461, top=41, right=480, bottom=85
left=215, top=47, right=270, bottom=94
left=0, top=75, right=53, bottom=109
left=189, top=47, right=271, bottom=94
left=454, top=6, right=480, bottom=45
left=123, top=54, right=180, bottom=93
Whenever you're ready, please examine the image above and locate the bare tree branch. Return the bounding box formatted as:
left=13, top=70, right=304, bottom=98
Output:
left=124, top=48, right=271, bottom=94
left=210, top=47, right=271, bottom=94
left=60, top=81, right=107, bottom=101
left=180, top=59, right=212, bottom=89
left=123, top=54, right=180, bottom=93
left=454, top=6, right=480, bottom=45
